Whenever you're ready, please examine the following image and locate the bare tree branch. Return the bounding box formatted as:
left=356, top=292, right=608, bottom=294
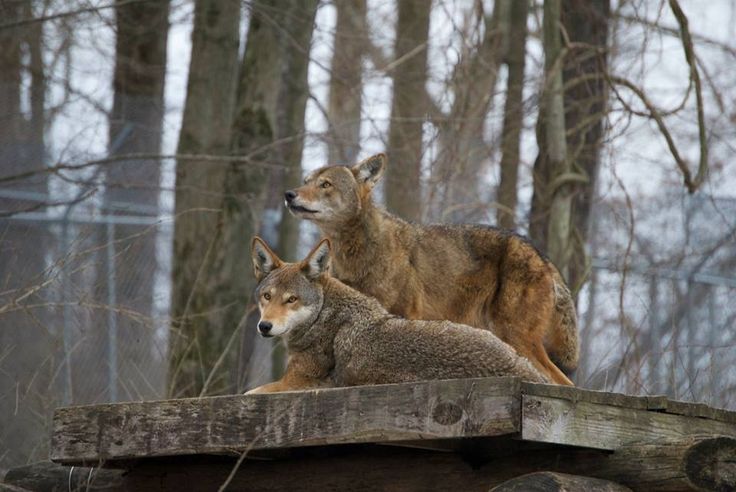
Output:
left=668, top=0, right=708, bottom=192
left=0, top=0, right=152, bottom=30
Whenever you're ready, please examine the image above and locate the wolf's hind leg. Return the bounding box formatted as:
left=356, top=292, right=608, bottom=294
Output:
left=529, top=341, right=574, bottom=386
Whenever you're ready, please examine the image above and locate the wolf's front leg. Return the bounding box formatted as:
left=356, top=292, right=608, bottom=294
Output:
left=245, top=355, right=330, bottom=394
left=245, top=380, right=292, bottom=394
left=245, top=377, right=327, bottom=394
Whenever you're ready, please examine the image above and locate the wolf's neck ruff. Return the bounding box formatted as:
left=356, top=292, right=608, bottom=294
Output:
left=325, top=200, right=394, bottom=279
left=284, top=277, right=388, bottom=361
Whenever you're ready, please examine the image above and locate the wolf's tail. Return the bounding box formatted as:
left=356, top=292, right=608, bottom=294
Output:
left=545, top=269, right=580, bottom=374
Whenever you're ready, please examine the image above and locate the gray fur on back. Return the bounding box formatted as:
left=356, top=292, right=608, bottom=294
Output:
left=287, top=277, right=549, bottom=386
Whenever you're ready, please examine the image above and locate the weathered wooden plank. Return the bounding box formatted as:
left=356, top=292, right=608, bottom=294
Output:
left=521, top=394, right=736, bottom=451
left=523, top=382, right=736, bottom=423
left=665, top=399, right=736, bottom=422
left=51, top=377, right=520, bottom=465
left=522, top=383, right=669, bottom=411
left=490, top=471, right=633, bottom=491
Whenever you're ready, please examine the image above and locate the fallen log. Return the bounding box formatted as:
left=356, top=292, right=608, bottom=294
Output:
left=3, top=461, right=123, bottom=492
left=683, top=437, right=736, bottom=491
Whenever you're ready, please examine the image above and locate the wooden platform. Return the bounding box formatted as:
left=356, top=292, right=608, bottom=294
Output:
left=10, top=378, right=736, bottom=491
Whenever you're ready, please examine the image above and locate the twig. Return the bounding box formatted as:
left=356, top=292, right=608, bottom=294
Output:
left=0, top=188, right=97, bottom=218
left=608, top=75, right=702, bottom=193
left=0, top=0, right=152, bottom=30
left=0, top=152, right=289, bottom=185
left=615, top=11, right=736, bottom=58
left=668, top=0, right=708, bottom=192
left=609, top=1, right=710, bottom=195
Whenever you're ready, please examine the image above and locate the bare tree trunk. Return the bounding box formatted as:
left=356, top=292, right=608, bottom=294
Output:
left=530, top=0, right=572, bottom=277
left=168, top=0, right=241, bottom=398
left=529, top=109, right=550, bottom=247
left=172, top=0, right=304, bottom=396
left=240, top=1, right=287, bottom=251
left=496, top=0, right=528, bottom=230
left=327, top=0, right=366, bottom=164
left=578, top=218, right=599, bottom=384
left=0, top=0, right=52, bottom=470
left=271, top=0, right=320, bottom=381
left=274, top=0, right=320, bottom=261
left=385, top=0, right=430, bottom=222
left=431, top=0, right=508, bottom=223
left=28, top=1, right=45, bottom=171
left=170, top=0, right=316, bottom=397
left=0, top=2, right=24, bottom=165
left=102, top=0, right=169, bottom=401
left=562, top=0, right=610, bottom=295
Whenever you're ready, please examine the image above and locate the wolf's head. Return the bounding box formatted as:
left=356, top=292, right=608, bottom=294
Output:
left=284, top=153, right=386, bottom=228
left=250, top=237, right=331, bottom=338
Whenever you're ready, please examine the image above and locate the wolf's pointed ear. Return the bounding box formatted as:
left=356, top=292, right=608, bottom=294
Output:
left=351, top=153, right=386, bottom=188
left=302, top=238, right=331, bottom=280
left=252, top=237, right=283, bottom=282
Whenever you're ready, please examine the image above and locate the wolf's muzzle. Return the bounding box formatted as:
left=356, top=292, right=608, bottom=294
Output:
left=258, top=321, right=273, bottom=337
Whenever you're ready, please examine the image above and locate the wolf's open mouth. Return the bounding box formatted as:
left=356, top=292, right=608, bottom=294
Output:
left=288, top=203, right=319, bottom=214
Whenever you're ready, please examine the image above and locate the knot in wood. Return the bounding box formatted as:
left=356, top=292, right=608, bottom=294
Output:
left=432, top=401, right=463, bottom=425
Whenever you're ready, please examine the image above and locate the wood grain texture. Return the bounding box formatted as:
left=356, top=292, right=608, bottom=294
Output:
left=523, top=382, right=736, bottom=422
left=51, top=377, right=520, bottom=465
left=521, top=394, right=736, bottom=451
left=522, top=382, right=669, bottom=410
left=490, top=471, right=632, bottom=491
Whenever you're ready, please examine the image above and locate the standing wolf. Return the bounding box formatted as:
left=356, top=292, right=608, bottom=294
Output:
left=248, top=237, right=548, bottom=394
left=283, top=154, right=578, bottom=386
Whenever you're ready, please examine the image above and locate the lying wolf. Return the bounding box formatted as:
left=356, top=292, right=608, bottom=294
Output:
left=247, top=237, right=548, bottom=393
left=283, top=154, right=578, bottom=386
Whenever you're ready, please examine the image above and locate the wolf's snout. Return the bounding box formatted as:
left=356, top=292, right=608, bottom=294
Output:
left=258, top=321, right=273, bottom=335
left=284, top=190, right=297, bottom=203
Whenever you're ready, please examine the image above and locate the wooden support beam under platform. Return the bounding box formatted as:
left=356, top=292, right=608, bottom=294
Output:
left=104, top=436, right=736, bottom=491
left=11, top=436, right=736, bottom=492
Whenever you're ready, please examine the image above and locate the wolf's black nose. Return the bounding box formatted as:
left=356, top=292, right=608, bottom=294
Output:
left=258, top=321, right=272, bottom=334
left=284, top=190, right=297, bottom=203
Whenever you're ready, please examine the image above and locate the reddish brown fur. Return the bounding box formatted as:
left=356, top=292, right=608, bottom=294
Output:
left=285, top=154, right=579, bottom=386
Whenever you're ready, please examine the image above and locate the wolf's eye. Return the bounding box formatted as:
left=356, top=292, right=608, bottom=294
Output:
left=263, top=293, right=271, bottom=301
left=286, top=296, right=298, bottom=303
left=320, top=181, right=331, bottom=189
